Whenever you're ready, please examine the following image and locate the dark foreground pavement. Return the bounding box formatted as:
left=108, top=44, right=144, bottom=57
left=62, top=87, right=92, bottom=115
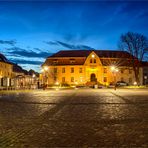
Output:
left=0, top=88, right=148, bottom=147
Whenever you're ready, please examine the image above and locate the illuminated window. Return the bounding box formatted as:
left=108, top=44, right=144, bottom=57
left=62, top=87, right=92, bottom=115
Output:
left=90, top=59, right=96, bottom=63
left=54, top=76, right=57, bottom=81
left=71, top=67, right=74, bottom=73
left=62, top=77, right=65, bottom=83
left=54, top=68, right=57, bottom=73
left=129, top=69, right=132, bottom=74
left=104, top=77, right=107, bottom=82
left=121, top=69, right=124, bottom=74
left=62, top=67, right=65, bottom=73
left=71, top=77, right=74, bottom=82
left=79, top=68, right=82, bottom=73
left=104, top=68, right=107, bottom=73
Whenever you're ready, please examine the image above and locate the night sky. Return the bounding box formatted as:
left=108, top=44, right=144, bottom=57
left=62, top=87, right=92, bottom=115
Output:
left=0, top=1, right=148, bottom=72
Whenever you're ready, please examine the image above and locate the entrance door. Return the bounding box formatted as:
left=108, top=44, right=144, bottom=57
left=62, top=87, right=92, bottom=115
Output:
left=90, top=73, right=97, bottom=82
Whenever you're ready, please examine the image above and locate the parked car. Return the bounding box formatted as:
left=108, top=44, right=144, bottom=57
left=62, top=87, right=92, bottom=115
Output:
left=116, top=81, right=128, bottom=86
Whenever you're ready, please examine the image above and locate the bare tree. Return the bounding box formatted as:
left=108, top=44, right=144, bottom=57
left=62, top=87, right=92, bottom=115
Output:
left=118, top=32, right=148, bottom=85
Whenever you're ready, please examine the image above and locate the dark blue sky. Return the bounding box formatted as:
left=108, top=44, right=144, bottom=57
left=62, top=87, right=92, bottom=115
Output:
left=0, top=1, right=148, bottom=72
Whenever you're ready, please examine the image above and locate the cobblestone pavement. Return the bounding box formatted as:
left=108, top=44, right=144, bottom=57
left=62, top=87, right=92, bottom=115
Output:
left=0, top=88, right=148, bottom=147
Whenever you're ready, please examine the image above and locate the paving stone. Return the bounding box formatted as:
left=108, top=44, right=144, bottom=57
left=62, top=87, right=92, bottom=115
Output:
left=0, top=89, right=148, bottom=147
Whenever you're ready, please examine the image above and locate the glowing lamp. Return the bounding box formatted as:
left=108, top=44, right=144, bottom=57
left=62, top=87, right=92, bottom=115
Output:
left=111, top=66, right=115, bottom=71
left=91, top=54, right=95, bottom=58
left=44, top=66, right=48, bottom=71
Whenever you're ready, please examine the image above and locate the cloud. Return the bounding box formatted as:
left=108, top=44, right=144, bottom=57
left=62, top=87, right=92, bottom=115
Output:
left=56, top=41, right=94, bottom=50
left=10, top=59, right=43, bottom=65
left=6, top=47, right=52, bottom=58
left=43, top=41, right=59, bottom=45
left=0, top=40, right=16, bottom=46
left=44, top=40, right=94, bottom=50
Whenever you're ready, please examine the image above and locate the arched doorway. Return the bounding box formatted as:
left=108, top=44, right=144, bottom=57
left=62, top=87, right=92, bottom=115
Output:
left=90, top=73, right=97, bottom=82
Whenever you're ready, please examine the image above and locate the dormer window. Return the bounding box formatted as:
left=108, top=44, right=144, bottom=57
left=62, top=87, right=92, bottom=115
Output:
left=53, top=59, right=58, bottom=64
left=90, top=59, right=93, bottom=63
left=70, top=59, right=75, bottom=64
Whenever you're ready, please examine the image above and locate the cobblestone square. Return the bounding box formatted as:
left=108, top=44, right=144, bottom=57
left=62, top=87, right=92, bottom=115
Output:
left=0, top=88, right=148, bottom=147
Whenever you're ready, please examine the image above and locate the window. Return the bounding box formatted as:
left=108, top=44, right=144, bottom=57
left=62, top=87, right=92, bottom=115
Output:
left=54, top=76, right=57, bottom=81
left=129, top=69, right=132, bottom=74
left=71, top=67, right=74, bottom=73
left=71, top=77, right=74, bottom=82
left=79, top=68, right=82, bottom=73
left=62, top=67, right=65, bottom=73
left=53, top=59, right=58, bottom=64
left=121, top=69, right=124, bottom=74
left=70, top=59, right=75, bottom=64
left=104, top=77, right=107, bottom=82
left=90, top=59, right=96, bottom=63
left=62, top=77, right=65, bottom=83
left=104, top=68, right=107, bottom=73
left=54, top=68, right=57, bottom=73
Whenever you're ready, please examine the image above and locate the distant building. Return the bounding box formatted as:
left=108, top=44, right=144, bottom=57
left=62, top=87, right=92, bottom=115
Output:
left=0, top=53, right=39, bottom=90
left=0, top=53, right=13, bottom=88
left=42, top=50, right=144, bottom=86
left=142, top=61, right=148, bottom=85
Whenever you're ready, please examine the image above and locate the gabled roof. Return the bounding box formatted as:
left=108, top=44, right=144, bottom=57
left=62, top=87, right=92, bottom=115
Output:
left=0, top=53, right=13, bottom=64
left=49, top=50, right=135, bottom=59
left=12, top=64, right=28, bottom=75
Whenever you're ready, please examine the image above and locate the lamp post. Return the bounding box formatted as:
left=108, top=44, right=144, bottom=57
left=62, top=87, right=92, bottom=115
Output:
left=111, top=66, right=118, bottom=90
left=144, top=76, right=147, bottom=86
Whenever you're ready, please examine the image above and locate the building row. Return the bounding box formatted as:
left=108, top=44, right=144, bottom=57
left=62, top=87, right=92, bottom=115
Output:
left=42, top=50, right=148, bottom=86
left=0, top=53, right=39, bottom=90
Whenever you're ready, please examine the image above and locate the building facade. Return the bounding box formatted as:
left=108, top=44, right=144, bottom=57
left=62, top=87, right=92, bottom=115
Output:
left=0, top=53, right=39, bottom=90
left=42, top=50, right=143, bottom=86
left=0, top=53, right=13, bottom=88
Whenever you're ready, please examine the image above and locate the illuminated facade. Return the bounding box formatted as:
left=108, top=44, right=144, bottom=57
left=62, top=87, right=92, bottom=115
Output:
left=0, top=53, right=39, bottom=89
left=42, top=50, right=143, bottom=86
left=0, top=54, right=13, bottom=88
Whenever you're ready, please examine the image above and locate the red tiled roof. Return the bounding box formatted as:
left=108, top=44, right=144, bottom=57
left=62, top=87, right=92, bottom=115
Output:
left=141, top=61, right=148, bottom=67
left=43, top=50, right=140, bottom=66
left=49, top=50, right=135, bottom=59
left=43, top=58, right=86, bottom=66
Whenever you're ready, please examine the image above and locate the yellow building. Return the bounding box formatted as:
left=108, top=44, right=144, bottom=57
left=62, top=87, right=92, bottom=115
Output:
left=0, top=53, right=13, bottom=88
left=42, top=50, right=143, bottom=86
left=0, top=53, right=39, bottom=90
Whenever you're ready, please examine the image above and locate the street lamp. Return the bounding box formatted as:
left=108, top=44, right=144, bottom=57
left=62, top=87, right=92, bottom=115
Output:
left=144, top=76, right=147, bottom=86
left=133, top=81, right=137, bottom=85
left=44, top=66, right=48, bottom=71
left=32, top=74, right=36, bottom=78
left=111, top=66, right=115, bottom=71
